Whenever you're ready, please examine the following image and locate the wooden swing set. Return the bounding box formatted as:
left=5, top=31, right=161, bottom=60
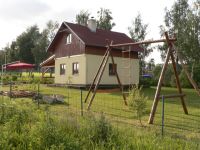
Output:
left=84, top=31, right=200, bottom=124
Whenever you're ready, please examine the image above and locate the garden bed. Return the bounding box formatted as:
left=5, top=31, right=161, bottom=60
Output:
left=0, top=90, right=36, bottom=98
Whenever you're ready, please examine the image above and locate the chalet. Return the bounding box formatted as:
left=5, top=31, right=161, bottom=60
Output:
left=40, top=18, right=142, bottom=87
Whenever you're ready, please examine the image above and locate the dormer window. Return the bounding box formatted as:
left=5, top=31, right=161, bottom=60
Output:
left=66, top=34, right=72, bottom=44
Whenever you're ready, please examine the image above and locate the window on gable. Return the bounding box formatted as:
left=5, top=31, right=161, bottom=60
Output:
left=66, top=34, right=72, bottom=44
left=60, top=64, right=66, bottom=75
left=72, top=62, right=79, bottom=75
left=109, top=63, right=117, bottom=76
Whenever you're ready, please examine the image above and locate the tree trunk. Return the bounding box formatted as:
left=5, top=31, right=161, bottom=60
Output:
left=191, top=63, right=195, bottom=80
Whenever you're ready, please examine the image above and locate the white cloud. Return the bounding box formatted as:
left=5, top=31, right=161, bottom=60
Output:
left=0, top=0, right=50, bottom=21
left=0, top=0, right=176, bottom=63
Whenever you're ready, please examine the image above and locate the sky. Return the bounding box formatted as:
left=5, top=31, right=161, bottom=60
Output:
left=0, top=0, right=177, bottom=64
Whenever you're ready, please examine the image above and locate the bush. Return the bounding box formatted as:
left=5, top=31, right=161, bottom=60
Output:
left=139, top=77, right=152, bottom=88
left=12, top=75, right=18, bottom=81
left=128, top=86, right=148, bottom=126
left=40, top=78, right=54, bottom=84
left=179, top=70, right=192, bottom=88
left=82, top=114, right=124, bottom=149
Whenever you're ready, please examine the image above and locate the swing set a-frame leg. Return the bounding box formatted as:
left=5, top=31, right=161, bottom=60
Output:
left=87, top=47, right=111, bottom=110
left=110, top=52, right=127, bottom=105
left=148, top=32, right=188, bottom=124
left=148, top=47, right=171, bottom=124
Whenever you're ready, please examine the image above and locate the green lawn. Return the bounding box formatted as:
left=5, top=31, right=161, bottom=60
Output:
left=0, top=85, right=200, bottom=149
left=4, top=84, right=200, bottom=137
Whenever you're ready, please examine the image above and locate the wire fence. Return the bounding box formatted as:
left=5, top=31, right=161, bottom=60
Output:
left=0, top=82, right=200, bottom=141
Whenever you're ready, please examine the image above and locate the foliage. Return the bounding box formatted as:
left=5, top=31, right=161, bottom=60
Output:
left=97, top=8, right=116, bottom=31
left=139, top=77, right=152, bottom=88
left=152, top=64, right=162, bottom=85
left=160, top=0, right=200, bottom=74
left=128, top=86, right=148, bottom=125
left=128, top=13, right=153, bottom=75
left=0, top=86, right=200, bottom=149
left=179, top=69, right=192, bottom=88
left=75, top=8, right=115, bottom=31
left=76, top=10, right=90, bottom=26
left=0, top=20, right=59, bottom=67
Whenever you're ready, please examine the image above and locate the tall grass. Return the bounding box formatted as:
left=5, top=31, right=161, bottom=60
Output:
left=0, top=97, right=199, bottom=150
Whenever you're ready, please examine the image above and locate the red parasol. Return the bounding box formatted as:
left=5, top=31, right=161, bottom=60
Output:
left=5, top=62, right=35, bottom=70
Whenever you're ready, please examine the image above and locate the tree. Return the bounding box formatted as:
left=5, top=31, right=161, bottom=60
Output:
left=161, top=0, right=200, bottom=79
left=128, top=14, right=153, bottom=75
left=16, top=25, right=40, bottom=64
left=32, top=20, right=59, bottom=66
left=147, top=58, right=155, bottom=71
left=152, top=64, right=162, bottom=85
left=31, top=31, right=48, bottom=66
left=97, top=8, right=115, bottom=30
left=76, top=10, right=90, bottom=26
left=45, top=20, right=59, bottom=43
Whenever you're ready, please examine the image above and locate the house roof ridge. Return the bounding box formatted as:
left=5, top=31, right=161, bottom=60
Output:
left=64, top=21, right=128, bottom=36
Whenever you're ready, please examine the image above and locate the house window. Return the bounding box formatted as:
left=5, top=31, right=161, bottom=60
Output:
left=66, top=34, right=72, bottom=44
left=109, top=63, right=117, bottom=76
left=72, top=62, right=79, bottom=75
left=60, top=64, right=66, bottom=75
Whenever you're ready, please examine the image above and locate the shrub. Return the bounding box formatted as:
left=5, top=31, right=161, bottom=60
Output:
left=139, top=77, right=152, bottom=88
left=12, top=75, right=18, bottom=81
left=40, top=78, right=54, bottom=84
left=179, top=70, right=192, bottom=88
left=84, top=114, right=123, bottom=149
left=129, top=86, right=148, bottom=126
left=30, top=110, right=80, bottom=150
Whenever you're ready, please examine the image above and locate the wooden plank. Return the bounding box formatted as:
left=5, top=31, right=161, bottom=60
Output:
left=110, top=38, right=176, bottom=48
left=158, top=94, right=185, bottom=99
left=87, top=48, right=111, bottom=110
left=148, top=47, right=171, bottom=124
left=165, top=32, right=188, bottom=115
left=84, top=47, right=110, bottom=103
left=110, top=51, right=127, bottom=105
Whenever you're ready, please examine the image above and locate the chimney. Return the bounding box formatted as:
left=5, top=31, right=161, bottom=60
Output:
left=87, top=17, right=97, bottom=32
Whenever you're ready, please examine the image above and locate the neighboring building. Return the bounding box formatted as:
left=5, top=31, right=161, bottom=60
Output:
left=40, top=18, right=142, bottom=87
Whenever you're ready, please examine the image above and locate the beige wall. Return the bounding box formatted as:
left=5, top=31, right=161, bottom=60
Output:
left=86, top=54, right=139, bottom=85
left=55, top=55, right=86, bottom=84
left=55, top=54, right=139, bottom=85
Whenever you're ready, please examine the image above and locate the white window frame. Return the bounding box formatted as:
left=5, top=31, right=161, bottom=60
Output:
left=60, top=64, right=66, bottom=75
left=66, top=34, right=72, bottom=44
left=72, top=62, right=79, bottom=75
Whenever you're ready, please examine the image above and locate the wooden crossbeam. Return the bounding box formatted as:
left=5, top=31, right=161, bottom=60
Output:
left=158, top=94, right=185, bottom=99
left=110, top=38, right=176, bottom=47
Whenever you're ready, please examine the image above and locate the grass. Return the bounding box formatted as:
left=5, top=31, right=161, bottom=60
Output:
left=0, top=84, right=200, bottom=149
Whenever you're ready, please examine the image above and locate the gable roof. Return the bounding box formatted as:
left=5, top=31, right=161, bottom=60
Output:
left=47, top=22, right=143, bottom=52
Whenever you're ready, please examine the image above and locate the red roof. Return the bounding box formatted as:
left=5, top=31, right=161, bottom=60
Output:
left=48, top=22, right=143, bottom=52
left=65, top=22, right=142, bottom=51
left=5, top=62, right=35, bottom=70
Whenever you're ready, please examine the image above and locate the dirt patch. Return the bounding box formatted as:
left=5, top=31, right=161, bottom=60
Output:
left=1, top=90, right=36, bottom=98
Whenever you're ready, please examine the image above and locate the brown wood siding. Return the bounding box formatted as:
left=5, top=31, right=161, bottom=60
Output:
left=85, top=46, right=138, bottom=59
left=54, top=32, right=85, bottom=58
